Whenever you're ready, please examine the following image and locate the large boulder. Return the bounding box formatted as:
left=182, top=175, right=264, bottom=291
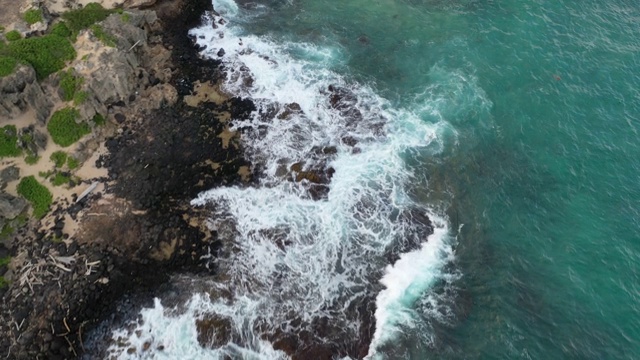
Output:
left=0, top=166, right=20, bottom=190
left=71, top=11, right=158, bottom=121
left=0, top=192, right=27, bottom=220
left=0, top=65, right=53, bottom=123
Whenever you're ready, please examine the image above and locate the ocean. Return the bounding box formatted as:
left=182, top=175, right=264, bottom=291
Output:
left=104, top=0, right=640, bottom=358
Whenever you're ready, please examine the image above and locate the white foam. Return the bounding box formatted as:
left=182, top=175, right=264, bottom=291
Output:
left=366, top=214, right=454, bottom=358
left=107, top=1, right=459, bottom=357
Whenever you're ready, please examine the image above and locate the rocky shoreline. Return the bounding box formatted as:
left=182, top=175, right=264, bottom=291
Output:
left=0, top=0, right=256, bottom=358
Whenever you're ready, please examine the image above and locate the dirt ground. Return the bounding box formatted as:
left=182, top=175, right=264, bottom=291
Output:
left=0, top=0, right=23, bottom=28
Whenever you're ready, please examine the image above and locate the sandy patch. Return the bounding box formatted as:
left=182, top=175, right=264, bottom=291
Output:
left=217, top=127, right=236, bottom=149
left=184, top=81, right=230, bottom=107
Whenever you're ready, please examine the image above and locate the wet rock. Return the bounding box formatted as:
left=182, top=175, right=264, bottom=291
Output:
left=327, top=85, right=363, bottom=126
left=277, top=102, right=303, bottom=120
left=217, top=48, right=225, bottom=57
left=195, top=314, right=233, bottom=347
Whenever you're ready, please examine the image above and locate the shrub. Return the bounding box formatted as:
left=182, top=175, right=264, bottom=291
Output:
left=92, top=113, right=105, bottom=126
left=3, top=34, right=76, bottom=79
left=50, top=22, right=72, bottom=38
left=17, top=176, right=52, bottom=218
left=67, top=156, right=79, bottom=169
left=0, top=125, right=21, bottom=157
left=0, top=256, right=10, bottom=266
left=47, top=108, right=91, bottom=147
left=5, top=30, right=21, bottom=42
left=62, top=3, right=113, bottom=32
left=0, top=225, right=13, bottom=240
left=90, top=24, right=116, bottom=47
left=0, top=56, right=16, bottom=77
left=59, top=70, right=82, bottom=101
left=73, top=90, right=89, bottom=105
left=38, top=170, right=53, bottom=178
left=24, top=9, right=43, bottom=25
left=52, top=172, right=70, bottom=186
left=24, top=152, right=40, bottom=164
left=50, top=151, right=67, bottom=167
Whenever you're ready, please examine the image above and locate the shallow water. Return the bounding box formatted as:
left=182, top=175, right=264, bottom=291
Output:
left=105, top=0, right=640, bottom=358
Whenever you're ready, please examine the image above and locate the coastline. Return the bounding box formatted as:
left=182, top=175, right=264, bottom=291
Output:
left=0, top=0, right=255, bottom=358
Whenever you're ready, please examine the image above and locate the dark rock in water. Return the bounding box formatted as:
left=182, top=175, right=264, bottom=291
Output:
left=277, top=102, right=302, bottom=120
left=358, top=35, right=370, bottom=44
left=195, top=314, right=233, bottom=347
left=217, top=48, right=225, bottom=57
left=327, top=85, right=363, bottom=127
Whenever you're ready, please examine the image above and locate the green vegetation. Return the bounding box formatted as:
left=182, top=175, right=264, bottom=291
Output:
left=38, top=170, right=53, bottom=178
left=5, top=30, right=21, bottom=42
left=0, top=26, right=5, bottom=33
left=59, top=70, right=82, bottom=101
left=73, top=90, right=89, bottom=105
left=0, top=225, right=13, bottom=240
left=92, top=113, right=106, bottom=126
left=0, top=256, right=10, bottom=288
left=1, top=34, right=76, bottom=79
left=62, top=3, right=113, bottom=33
left=17, top=176, right=52, bottom=218
left=24, top=9, right=43, bottom=25
left=24, top=152, right=39, bottom=164
left=49, top=22, right=72, bottom=38
left=0, top=56, right=17, bottom=77
left=20, top=132, right=32, bottom=143
left=90, top=24, right=116, bottom=47
left=50, top=151, right=67, bottom=167
left=47, top=108, right=91, bottom=147
left=51, top=172, right=70, bottom=186
left=0, top=125, right=21, bottom=157
left=0, top=256, right=10, bottom=267
left=121, top=13, right=131, bottom=22
left=67, top=156, right=79, bottom=169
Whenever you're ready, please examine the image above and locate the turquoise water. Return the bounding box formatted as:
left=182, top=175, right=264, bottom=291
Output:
left=230, top=0, right=640, bottom=358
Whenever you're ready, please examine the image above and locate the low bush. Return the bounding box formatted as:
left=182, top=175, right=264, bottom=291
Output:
left=73, top=90, right=89, bottom=105
left=0, top=56, right=16, bottom=77
left=92, top=113, right=106, bottom=126
left=0, top=125, right=21, bottom=157
left=47, top=108, right=91, bottom=147
left=67, top=156, right=79, bottom=169
left=2, top=34, right=76, bottom=79
left=5, top=30, right=21, bottom=42
left=52, top=172, right=70, bottom=186
left=62, top=3, right=113, bottom=32
left=49, top=22, right=72, bottom=38
left=17, top=176, right=52, bottom=218
left=50, top=150, right=67, bottom=167
left=59, top=70, right=82, bottom=101
left=24, top=9, right=42, bottom=25
left=90, top=24, right=116, bottom=47
left=24, top=152, right=39, bottom=164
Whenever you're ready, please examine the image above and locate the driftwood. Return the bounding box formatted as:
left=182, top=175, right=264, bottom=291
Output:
left=76, top=182, right=99, bottom=203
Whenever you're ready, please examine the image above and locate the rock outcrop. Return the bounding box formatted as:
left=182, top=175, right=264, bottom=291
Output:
left=0, top=65, right=53, bottom=123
